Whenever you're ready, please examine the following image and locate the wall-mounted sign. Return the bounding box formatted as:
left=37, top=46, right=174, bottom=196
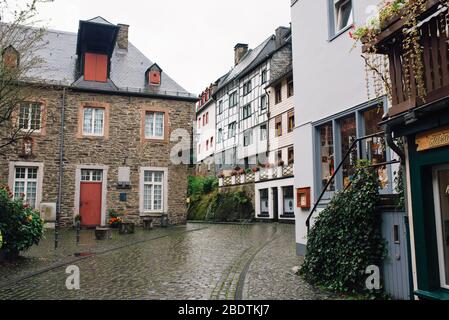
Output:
left=416, top=125, right=449, bottom=152
left=297, top=187, right=311, bottom=210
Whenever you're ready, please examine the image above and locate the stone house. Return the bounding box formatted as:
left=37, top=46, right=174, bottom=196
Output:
left=0, top=17, right=197, bottom=228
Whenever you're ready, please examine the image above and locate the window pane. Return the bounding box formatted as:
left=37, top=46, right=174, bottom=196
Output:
left=81, top=170, right=90, bottom=182
left=93, top=109, right=104, bottom=135
left=83, top=108, right=93, bottom=134
left=155, top=113, right=164, bottom=137
left=335, top=0, right=353, bottom=31
left=339, top=115, right=357, bottom=188
left=16, top=167, right=26, bottom=179
left=145, top=112, right=154, bottom=137
left=19, top=104, right=30, bottom=129
left=91, top=170, right=103, bottom=182
left=437, top=169, right=449, bottom=287
left=153, top=185, right=162, bottom=210
left=144, top=171, right=153, bottom=183
left=363, top=107, right=388, bottom=189
left=153, top=172, right=163, bottom=183
left=260, top=189, right=269, bottom=214
left=144, top=184, right=153, bottom=211
left=26, top=181, right=37, bottom=208
left=28, top=168, right=38, bottom=179
left=319, top=123, right=335, bottom=191
left=30, top=104, right=41, bottom=130
left=14, top=181, right=25, bottom=199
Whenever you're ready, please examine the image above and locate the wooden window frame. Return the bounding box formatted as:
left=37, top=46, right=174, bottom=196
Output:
left=275, top=85, right=282, bottom=104
left=77, top=102, right=110, bottom=140
left=141, top=107, right=169, bottom=144
left=275, top=115, right=283, bottom=137
left=288, top=110, right=295, bottom=133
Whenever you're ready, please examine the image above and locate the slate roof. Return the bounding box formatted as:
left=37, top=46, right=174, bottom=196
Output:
left=216, top=35, right=276, bottom=91
left=16, top=23, right=196, bottom=99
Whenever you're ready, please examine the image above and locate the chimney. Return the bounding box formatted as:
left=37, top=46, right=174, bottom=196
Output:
left=275, top=26, right=290, bottom=49
left=117, top=24, right=129, bottom=50
left=234, top=43, right=248, bottom=66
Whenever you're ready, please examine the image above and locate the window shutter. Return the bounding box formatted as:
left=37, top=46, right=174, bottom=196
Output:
left=84, top=53, right=108, bottom=82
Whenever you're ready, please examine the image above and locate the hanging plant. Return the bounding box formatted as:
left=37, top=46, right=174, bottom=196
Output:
left=351, top=0, right=449, bottom=103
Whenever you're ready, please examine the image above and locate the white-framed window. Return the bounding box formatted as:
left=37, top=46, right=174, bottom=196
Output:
left=242, top=104, right=252, bottom=119
left=142, top=170, right=165, bottom=212
left=243, top=81, right=252, bottom=96
left=13, top=167, right=38, bottom=209
left=81, top=169, right=103, bottom=182
left=218, top=100, right=223, bottom=114
left=260, top=95, right=267, bottom=110
left=217, top=128, right=223, bottom=143
left=243, top=129, right=253, bottom=147
left=330, top=0, right=353, bottom=36
left=261, top=70, right=268, bottom=84
left=18, top=102, right=42, bottom=132
left=145, top=111, right=165, bottom=140
left=228, top=122, right=237, bottom=138
left=260, top=123, right=268, bottom=141
left=229, top=91, right=238, bottom=108
left=83, top=107, right=105, bottom=136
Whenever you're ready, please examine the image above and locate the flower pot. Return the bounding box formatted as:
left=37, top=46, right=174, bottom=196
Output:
left=95, top=227, right=112, bottom=240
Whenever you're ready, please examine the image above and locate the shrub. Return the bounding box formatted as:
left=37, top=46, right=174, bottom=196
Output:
left=0, top=185, right=45, bottom=257
left=187, top=176, right=218, bottom=197
left=300, top=161, right=386, bottom=295
left=188, top=190, right=254, bottom=222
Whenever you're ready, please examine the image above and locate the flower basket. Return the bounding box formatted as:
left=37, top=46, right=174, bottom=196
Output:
left=252, top=167, right=260, bottom=173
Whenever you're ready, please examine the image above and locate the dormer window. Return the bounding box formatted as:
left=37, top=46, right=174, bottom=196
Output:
left=2, top=46, right=20, bottom=70
left=84, top=52, right=108, bottom=82
left=146, top=63, right=162, bottom=86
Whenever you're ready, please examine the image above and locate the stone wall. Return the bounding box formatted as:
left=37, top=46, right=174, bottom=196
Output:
left=0, top=86, right=195, bottom=227
left=220, top=183, right=256, bottom=215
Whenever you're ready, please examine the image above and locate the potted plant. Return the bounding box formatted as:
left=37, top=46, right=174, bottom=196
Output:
left=277, top=160, right=285, bottom=167
left=252, top=167, right=260, bottom=173
left=108, top=210, right=123, bottom=229
left=218, top=172, right=225, bottom=179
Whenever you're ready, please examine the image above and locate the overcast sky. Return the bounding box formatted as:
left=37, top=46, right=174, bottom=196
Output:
left=13, top=0, right=291, bottom=95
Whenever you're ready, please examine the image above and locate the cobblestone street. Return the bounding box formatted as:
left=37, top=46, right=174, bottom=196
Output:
left=0, top=223, right=331, bottom=300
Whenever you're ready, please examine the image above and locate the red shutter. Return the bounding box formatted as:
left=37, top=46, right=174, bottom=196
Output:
left=84, top=53, right=108, bottom=82
left=84, top=53, right=97, bottom=81
left=150, top=71, right=161, bottom=85
left=95, top=54, right=108, bottom=82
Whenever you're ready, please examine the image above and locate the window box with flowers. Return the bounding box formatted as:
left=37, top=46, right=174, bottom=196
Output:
left=108, top=209, right=123, bottom=229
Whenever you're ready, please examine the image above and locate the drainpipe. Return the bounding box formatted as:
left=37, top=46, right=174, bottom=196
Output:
left=386, top=126, right=405, bottom=164
left=55, top=87, right=66, bottom=250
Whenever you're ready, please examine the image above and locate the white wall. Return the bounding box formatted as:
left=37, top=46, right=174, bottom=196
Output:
left=196, top=100, right=216, bottom=163
left=291, top=0, right=382, bottom=252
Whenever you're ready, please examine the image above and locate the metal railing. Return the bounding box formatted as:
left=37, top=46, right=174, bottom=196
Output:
left=305, top=132, right=401, bottom=233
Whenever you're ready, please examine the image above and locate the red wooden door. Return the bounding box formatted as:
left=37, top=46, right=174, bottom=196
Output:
left=80, top=182, right=102, bottom=227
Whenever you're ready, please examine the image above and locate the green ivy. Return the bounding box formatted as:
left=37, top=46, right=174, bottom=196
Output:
left=187, top=176, right=218, bottom=197
left=300, top=160, right=386, bottom=296
left=0, top=186, right=45, bottom=257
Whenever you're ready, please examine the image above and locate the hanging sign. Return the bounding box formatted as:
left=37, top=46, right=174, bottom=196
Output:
left=416, top=125, right=449, bottom=152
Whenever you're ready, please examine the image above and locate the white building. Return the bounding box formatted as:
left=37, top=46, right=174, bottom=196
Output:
left=255, top=67, right=295, bottom=222
left=214, top=27, right=291, bottom=171
left=291, top=0, right=393, bottom=254
left=195, top=83, right=218, bottom=175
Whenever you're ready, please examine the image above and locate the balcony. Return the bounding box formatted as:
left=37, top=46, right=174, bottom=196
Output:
left=366, top=0, right=449, bottom=117
left=219, top=164, right=294, bottom=187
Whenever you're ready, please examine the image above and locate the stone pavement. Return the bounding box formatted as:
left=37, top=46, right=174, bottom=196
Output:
left=0, top=223, right=332, bottom=300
